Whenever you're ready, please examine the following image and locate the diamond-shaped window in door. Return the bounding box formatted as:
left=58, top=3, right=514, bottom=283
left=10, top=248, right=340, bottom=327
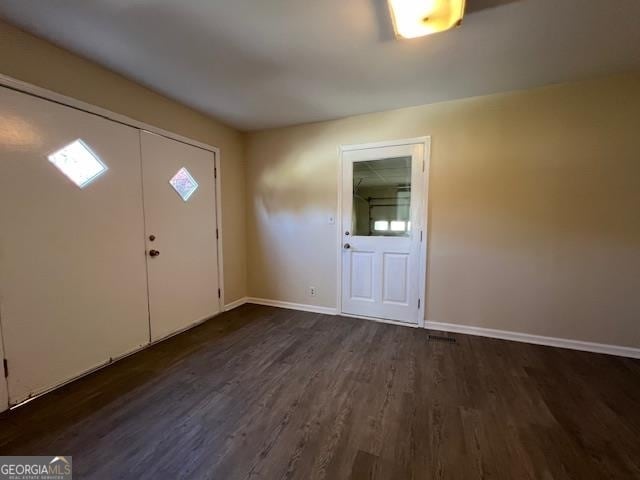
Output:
left=48, top=139, right=108, bottom=188
left=169, top=167, right=199, bottom=201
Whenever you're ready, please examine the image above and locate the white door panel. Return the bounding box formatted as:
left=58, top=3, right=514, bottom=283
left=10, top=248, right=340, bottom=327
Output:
left=383, top=253, right=409, bottom=304
left=341, top=143, right=425, bottom=324
left=350, top=251, right=375, bottom=300
left=140, top=132, right=220, bottom=341
left=0, top=87, right=150, bottom=404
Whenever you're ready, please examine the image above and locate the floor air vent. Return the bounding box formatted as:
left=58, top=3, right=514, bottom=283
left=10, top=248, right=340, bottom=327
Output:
left=428, top=334, right=457, bottom=343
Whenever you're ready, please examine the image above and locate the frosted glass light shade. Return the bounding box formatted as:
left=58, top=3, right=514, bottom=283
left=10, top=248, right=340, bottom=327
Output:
left=389, top=0, right=466, bottom=39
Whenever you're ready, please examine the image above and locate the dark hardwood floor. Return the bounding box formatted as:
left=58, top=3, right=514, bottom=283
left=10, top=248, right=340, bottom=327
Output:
left=1, top=304, right=639, bottom=479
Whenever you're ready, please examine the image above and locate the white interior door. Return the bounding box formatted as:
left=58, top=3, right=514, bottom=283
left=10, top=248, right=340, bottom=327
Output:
left=0, top=86, right=150, bottom=405
left=141, top=131, right=220, bottom=341
left=341, top=142, right=426, bottom=324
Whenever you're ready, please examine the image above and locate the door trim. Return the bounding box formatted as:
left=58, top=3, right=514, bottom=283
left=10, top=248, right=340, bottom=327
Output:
left=336, top=137, right=431, bottom=328
left=0, top=73, right=225, bottom=312
left=0, top=75, right=226, bottom=408
left=0, top=318, right=8, bottom=413
left=214, top=151, right=225, bottom=311
left=0, top=74, right=219, bottom=154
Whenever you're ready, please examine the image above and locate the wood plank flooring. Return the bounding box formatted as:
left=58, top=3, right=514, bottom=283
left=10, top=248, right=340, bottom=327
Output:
left=0, top=304, right=639, bottom=479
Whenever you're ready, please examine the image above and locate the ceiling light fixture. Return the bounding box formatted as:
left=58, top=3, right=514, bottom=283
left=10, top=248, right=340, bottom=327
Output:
left=388, top=0, right=466, bottom=39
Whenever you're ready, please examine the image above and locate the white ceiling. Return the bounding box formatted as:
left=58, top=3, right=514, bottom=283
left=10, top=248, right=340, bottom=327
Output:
left=1, top=0, right=639, bottom=131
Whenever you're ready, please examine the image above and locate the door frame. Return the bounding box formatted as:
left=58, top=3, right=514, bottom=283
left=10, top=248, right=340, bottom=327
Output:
left=0, top=319, right=7, bottom=412
left=0, top=74, right=226, bottom=409
left=0, top=73, right=225, bottom=311
left=336, top=137, right=431, bottom=328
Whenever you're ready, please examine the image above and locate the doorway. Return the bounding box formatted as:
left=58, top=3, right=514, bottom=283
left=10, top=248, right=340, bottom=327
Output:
left=339, top=138, right=430, bottom=325
left=0, top=82, right=223, bottom=408
left=141, top=131, right=221, bottom=341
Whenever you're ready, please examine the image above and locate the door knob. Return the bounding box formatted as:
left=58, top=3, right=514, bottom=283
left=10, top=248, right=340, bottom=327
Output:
left=149, top=249, right=160, bottom=257
left=343, top=243, right=351, bottom=249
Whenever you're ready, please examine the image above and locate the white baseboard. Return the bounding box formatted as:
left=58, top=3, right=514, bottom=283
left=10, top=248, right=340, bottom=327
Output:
left=223, top=298, right=640, bottom=359
left=246, top=297, right=337, bottom=316
left=224, top=296, right=249, bottom=311
left=425, top=321, right=640, bottom=359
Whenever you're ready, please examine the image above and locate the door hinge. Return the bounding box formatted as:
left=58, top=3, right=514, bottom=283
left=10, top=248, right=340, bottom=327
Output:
left=214, top=167, right=217, bottom=179
left=216, top=228, right=219, bottom=240
left=420, top=230, right=423, bottom=242
left=218, top=288, right=221, bottom=298
left=418, top=298, right=421, bottom=309
left=3, top=358, right=7, bottom=378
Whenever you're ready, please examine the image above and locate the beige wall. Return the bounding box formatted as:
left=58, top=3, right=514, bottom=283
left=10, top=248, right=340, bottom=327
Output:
left=0, top=20, right=247, bottom=303
left=246, top=73, right=640, bottom=348
left=2, top=17, right=638, bottom=348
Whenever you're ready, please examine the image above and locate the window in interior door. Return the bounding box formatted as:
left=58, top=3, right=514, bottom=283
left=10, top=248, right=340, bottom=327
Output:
left=169, top=167, right=199, bottom=201
left=352, top=156, right=411, bottom=237
left=48, top=139, right=108, bottom=188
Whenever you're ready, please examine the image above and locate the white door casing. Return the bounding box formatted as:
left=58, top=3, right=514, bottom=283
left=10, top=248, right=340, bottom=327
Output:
left=0, top=79, right=224, bottom=409
left=340, top=140, right=429, bottom=325
left=141, top=131, right=220, bottom=341
left=0, top=86, right=151, bottom=405
left=0, top=327, right=7, bottom=412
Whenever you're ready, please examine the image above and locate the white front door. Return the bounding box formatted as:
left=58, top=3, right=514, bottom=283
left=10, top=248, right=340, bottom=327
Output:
left=341, top=141, right=427, bottom=324
left=0, top=86, right=150, bottom=405
left=140, top=132, right=220, bottom=341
